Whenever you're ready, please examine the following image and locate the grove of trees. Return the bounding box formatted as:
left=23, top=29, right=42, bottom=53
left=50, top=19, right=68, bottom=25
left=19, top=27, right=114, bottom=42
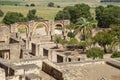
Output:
left=55, top=4, right=92, bottom=23
left=3, top=12, right=25, bottom=25
left=95, top=5, right=120, bottom=28
left=2, top=9, right=43, bottom=25
left=54, top=4, right=120, bottom=59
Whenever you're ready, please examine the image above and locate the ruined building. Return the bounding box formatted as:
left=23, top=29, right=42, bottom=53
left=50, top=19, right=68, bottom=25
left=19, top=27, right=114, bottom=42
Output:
left=0, top=20, right=120, bottom=80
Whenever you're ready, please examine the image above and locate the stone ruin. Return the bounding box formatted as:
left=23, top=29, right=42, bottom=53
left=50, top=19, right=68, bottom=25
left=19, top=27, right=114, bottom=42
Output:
left=0, top=20, right=120, bottom=80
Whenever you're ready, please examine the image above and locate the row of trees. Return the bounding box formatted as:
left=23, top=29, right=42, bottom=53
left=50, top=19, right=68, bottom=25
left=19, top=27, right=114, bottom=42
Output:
left=96, top=5, right=120, bottom=28
left=54, top=17, right=120, bottom=59
left=55, top=4, right=92, bottom=23
left=25, top=2, right=60, bottom=8
left=55, top=4, right=120, bottom=28
left=2, top=9, right=43, bottom=25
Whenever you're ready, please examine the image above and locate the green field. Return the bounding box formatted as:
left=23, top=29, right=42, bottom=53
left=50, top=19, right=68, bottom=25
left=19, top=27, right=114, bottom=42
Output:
left=0, top=5, right=62, bottom=22
left=0, top=0, right=120, bottom=23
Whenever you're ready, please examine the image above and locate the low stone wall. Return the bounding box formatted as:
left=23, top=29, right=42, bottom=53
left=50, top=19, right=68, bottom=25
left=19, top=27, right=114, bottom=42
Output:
left=42, top=62, right=63, bottom=80
left=7, top=75, right=25, bottom=80
left=106, top=59, right=120, bottom=69
left=57, top=60, right=105, bottom=67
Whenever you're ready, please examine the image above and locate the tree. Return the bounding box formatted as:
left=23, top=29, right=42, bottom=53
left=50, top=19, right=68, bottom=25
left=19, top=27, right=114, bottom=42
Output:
left=94, top=31, right=114, bottom=53
left=86, top=47, right=104, bottom=60
left=3, top=12, right=25, bottom=25
left=0, top=9, right=4, bottom=17
left=95, top=6, right=105, bottom=27
left=74, top=17, right=92, bottom=41
left=25, top=4, right=29, bottom=7
left=55, top=10, right=70, bottom=20
left=30, top=3, right=35, bottom=7
left=96, top=5, right=120, bottom=28
left=59, top=39, right=67, bottom=48
left=55, top=4, right=92, bottom=23
left=66, top=23, right=76, bottom=32
left=66, top=24, right=76, bottom=39
left=27, top=9, right=38, bottom=21
left=48, top=2, right=54, bottom=7
left=67, top=38, right=78, bottom=50
left=67, top=32, right=75, bottom=39
left=57, top=5, right=60, bottom=8
left=111, top=52, right=120, bottom=58
left=54, top=35, right=61, bottom=48
left=79, top=41, right=87, bottom=52
left=110, top=24, right=120, bottom=52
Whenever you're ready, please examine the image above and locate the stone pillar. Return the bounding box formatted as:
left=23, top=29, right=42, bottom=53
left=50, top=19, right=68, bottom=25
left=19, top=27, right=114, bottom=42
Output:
left=48, top=49, right=52, bottom=61
left=26, top=39, right=29, bottom=49
left=0, top=68, right=5, bottom=80
left=63, top=56, right=67, bottom=62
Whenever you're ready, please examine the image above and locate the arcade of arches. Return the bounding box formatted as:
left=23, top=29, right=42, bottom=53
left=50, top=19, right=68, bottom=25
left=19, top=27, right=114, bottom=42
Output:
left=10, top=20, right=70, bottom=38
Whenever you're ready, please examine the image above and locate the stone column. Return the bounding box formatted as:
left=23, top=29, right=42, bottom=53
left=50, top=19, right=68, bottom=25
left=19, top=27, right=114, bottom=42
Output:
left=0, top=68, right=5, bottom=80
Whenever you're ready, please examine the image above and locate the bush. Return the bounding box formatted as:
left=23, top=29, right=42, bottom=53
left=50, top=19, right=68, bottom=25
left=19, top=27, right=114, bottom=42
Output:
left=30, top=3, right=35, bottom=7
left=55, top=4, right=91, bottom=23
left=0, top=9, right=4, bottom=17
left=25, top=4, right=29, bottom=7
left=14, top=4, right=18, bottom=6
left=86, top=47, right=104, bottom=60
left=67, top=32, right=75, bottom=38
left=111, top=52, right=120, bottom=58
left=57, top=5, right=60, bottom=8
left=3, top=12, right=25, bottom=25
left=55, top=10, right=70, bottom=20
left=27, top=9, right=38, bottom=21
left=48, top=2, right=54, bottom=7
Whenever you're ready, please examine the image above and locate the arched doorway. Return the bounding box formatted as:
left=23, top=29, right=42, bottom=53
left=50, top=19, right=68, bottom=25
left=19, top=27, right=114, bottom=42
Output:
left=33, top=22, right=48, bottom=36
left=17, top=24, right=28, bottom=38
left=54, top=24, right=63, bottom=35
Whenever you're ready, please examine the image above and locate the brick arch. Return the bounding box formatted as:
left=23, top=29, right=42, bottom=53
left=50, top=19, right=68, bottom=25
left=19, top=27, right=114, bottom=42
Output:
left=16, top=24, right=29, bottom=37
left=0, top=24, right=10, bottom=30
left=54, top=23, right=64, bottom=28
left=54, top=23, right=64, bottom=35
left=32, top=22, right=49, bottom=35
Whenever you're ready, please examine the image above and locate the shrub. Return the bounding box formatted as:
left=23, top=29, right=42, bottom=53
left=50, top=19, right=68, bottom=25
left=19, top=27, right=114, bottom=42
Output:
left=111, top=52, right=120, bottom=58
left=67, top=32, right=75, bottom=39
left=48, top=2, right=54, bottom=7
left=3, top=12, right=25, bottom=25
left=30, top=3, right=35, bottom=7
left=86, top=47, right=104, bottom=60
left=57, top=5, right=60, bottom=8
left=25, top=4, right=29, bottom=7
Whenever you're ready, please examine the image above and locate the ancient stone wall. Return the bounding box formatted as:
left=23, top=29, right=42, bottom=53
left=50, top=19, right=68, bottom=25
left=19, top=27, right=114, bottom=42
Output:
left=42, top=62, right=63, bottom=80
left=0, top=25, right=10, bottom=44
left=10, top=43, right=21, bottom=60
left=0, top=68, right=5, bottom=80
